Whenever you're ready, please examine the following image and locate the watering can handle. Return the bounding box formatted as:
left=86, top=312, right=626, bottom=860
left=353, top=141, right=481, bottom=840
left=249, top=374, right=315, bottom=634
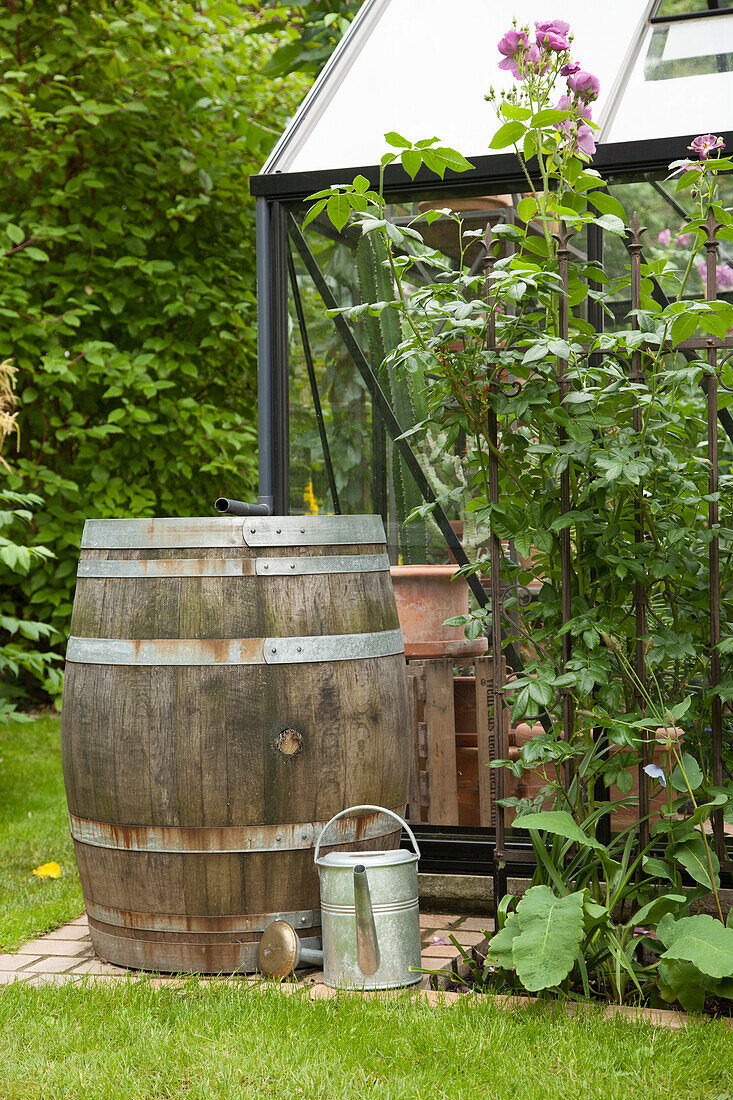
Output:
left=313, top=804, right=421, bottom=864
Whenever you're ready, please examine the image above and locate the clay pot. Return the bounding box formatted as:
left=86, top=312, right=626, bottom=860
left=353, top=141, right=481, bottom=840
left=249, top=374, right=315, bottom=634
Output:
left=390, top=564, right=488, bottom=659
left=417, top=195, right=513, bottom=214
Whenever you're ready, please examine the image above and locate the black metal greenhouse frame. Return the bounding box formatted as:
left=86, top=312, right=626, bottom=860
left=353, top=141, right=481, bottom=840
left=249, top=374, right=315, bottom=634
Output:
left=250, top=128, right=733, bottom=907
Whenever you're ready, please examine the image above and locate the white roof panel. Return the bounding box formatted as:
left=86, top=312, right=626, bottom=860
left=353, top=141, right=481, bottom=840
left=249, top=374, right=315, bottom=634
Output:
left=606, top=14, right=733, bottom=143
left=263, top=0, right=651, bottom=177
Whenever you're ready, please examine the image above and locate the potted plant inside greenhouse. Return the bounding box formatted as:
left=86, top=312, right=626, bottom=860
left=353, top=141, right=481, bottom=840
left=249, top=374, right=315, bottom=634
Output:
left=308, top=15, right=733, bottom=1011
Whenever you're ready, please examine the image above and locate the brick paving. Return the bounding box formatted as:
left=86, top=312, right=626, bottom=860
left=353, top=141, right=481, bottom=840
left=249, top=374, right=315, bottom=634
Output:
left=5, top=915, right=720, bottom=1028
left=0, top=911, right=491, bottom=989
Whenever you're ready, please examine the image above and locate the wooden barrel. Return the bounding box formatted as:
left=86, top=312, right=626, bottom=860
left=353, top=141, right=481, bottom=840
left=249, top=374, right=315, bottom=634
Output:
left=60, top=515, right=410, bottom=973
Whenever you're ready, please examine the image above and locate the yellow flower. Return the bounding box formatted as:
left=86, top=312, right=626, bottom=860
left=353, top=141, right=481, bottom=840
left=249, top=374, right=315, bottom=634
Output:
left=303, top=480, right=319, bottom=515
left=32, top=861, right=61, bottom=879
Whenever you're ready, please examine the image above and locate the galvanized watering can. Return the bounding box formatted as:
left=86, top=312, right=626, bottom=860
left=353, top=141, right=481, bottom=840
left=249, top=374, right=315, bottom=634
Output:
left=315, top=804, right=422, bottom=989
left=257, top=805, right=422, bottom=989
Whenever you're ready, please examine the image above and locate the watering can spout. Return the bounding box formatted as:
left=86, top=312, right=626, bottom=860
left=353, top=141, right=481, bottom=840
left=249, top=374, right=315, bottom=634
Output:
left=353, top=864, right=380, bottom=976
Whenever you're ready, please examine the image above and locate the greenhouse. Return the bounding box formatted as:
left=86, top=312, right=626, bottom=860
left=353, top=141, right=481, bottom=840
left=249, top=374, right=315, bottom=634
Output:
left=249, top=0, right=733, bottom=904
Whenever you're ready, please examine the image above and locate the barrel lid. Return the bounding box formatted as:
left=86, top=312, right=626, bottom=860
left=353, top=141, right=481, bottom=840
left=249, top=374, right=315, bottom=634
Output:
left=316, top=848, right=416, bottom=869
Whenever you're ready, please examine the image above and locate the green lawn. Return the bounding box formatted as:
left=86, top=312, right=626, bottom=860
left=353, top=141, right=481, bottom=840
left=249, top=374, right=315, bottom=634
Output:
left=0, top=715, right=83, bottom=950
left=1, top=980, right=732, bottom=1100
left=2, top=716, right=732, bottom=1100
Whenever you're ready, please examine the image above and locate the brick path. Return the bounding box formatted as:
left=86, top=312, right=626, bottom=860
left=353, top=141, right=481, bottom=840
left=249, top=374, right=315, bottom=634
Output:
left=0, top=911, right=490, bottom=988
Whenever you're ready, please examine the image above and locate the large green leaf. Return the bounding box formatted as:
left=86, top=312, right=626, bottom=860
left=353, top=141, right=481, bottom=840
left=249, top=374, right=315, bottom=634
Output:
left=671, top=835, right=720, bottom=890
left=659, top=915, right=733, bottom=979
left=632, top=893, right=686, bottom=929
left=512, top=811, right=604, bottom=850
left=511, top=886, right=585, bottom=992
left=658, top=959, right=717, bottom=1013
left=485, top=912, right=520, bottom=971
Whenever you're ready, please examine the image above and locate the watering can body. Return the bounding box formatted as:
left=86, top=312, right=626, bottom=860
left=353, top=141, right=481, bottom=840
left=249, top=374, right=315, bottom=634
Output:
left=315, top=805, right=422, bottom=989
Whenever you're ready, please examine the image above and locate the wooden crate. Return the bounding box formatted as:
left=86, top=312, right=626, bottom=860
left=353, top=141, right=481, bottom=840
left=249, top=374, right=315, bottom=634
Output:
left=406, top=656, right=510, bottom=827
left=406, top=661, right=680, bottom=832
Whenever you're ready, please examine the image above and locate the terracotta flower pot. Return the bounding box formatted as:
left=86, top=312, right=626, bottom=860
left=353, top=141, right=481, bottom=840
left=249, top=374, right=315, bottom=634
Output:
left=390, top=564, right=488, bottom=659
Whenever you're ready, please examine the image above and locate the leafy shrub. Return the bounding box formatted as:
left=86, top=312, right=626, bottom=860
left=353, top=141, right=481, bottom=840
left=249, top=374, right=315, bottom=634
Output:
left=0, top=2, right=302, bottom=704
left=0, top=361, right=58, bottom=720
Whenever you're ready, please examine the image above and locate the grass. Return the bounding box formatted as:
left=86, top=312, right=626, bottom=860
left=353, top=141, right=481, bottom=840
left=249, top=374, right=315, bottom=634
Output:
left=1, top=980, right=733, bottom=1100
left=2, top=715, right=732, bottom=1099
left=0, top=714, right=83, bottom=950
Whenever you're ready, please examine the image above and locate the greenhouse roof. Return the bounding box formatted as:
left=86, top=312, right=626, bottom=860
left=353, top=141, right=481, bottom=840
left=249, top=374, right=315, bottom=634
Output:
left=251, top=0, right=733, bottom=199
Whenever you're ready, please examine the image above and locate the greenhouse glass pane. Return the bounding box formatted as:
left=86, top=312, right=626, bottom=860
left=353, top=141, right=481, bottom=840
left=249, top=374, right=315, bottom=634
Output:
left=654, top=0, right=733, bottom=16
left=288, top=227, right=375, bottom=519
left=267, top=0, right=647, bottom=176
left=606, top=16, right=733, bottom=142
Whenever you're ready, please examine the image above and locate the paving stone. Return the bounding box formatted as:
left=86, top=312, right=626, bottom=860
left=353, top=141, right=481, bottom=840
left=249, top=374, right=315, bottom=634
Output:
left=434, top=929, right=486, bottom=947
left=24, top=973, right=75, bottom=986
left=424, top=914, right=463, bottom=927
left=0, top=970, right=31, bottom=984
left=420, top=953, right=451, bottom=969
left=419, top=915, right=441, bottom=930
left=16, top=939, right=88, bottom=957
left=24, top=955, right=88, bottom=974
left=420, top=943, right=460, bottom=958
left=66, top=959, right=128, bottom=977
left=456, top=917, right=493, bottom=933
left=43, top=925, right=91, bottom=942
left=68, top=915, right=89, bottom=926
left=0, top=953, right=39, bottom=972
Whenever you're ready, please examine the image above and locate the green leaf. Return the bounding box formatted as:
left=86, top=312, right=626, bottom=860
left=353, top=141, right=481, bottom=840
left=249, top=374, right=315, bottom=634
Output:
left=523, top=129, right=537, bottom=162
left=433, top=147, right=474, bottom=174
left=671, top=311, right=697, bottom=343
left=671, top=835, right=720, bottom=890
left=511, top=886, right=585, bottom=991
left=303, top=198, right=328, bottom=229
left=658, top=958, right=717, bottom=1013
left=659, top=914, right=733, bottom=979
left=326, top=193, right=351, bottom=233
left=512, top=810, right=605, bottom=850
left=489, top=121, right=526, bottom=150
left=384, top=131, right=410, bottom=149
left=530, top=108, right=571, bottom=126
left=5, top=223, right=23, bottom=245
left=400, top=149, right=422, bottom=179
left=595, top=214, right=626, bottom=237
left=590, top=191, right=627, bottom=222
left=642, top=856, right=676, bottom=884
left=528, top=679, right=553, bottom=706
left=669, top=752, right=703, bottom=793
left=517, top=196, right=537, bottom=223
left=485, top=911, right=520, bottom=970
left=501, top=104, right=532, bottom=121
left=632, top=893, right=686, bottom=929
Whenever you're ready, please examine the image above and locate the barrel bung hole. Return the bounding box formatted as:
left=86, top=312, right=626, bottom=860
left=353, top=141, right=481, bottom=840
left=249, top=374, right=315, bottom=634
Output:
left=276, top=728, right=303, bottom=757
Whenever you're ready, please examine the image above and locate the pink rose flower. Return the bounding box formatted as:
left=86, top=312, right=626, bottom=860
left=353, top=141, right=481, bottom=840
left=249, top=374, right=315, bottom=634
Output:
left=554, top=95, right=595, bottom=156
left=567, top=69, right=600, bottom=102
left=535, top=19, right=570, bottom=36
left=561, top=61, right=581, bottom=77
left=688, top=134, right=726, bottom=160
left=497, top=29, right=528, bottom=80
left=657, top=228, right=671, bottom=246
left=718, top=264, right=733, bottom=291
left=535, top=27, right=570, bottom=52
